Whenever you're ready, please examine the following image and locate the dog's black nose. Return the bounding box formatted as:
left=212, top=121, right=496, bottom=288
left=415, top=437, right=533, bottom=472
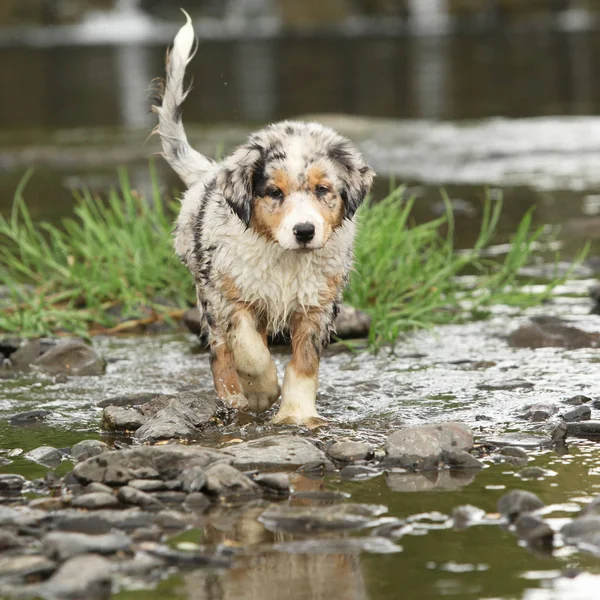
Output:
left=293, top=222, right=315, bottom=243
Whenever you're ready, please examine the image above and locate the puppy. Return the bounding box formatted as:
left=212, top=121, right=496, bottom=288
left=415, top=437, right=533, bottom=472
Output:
left=151, top=12, right=374, bottom=427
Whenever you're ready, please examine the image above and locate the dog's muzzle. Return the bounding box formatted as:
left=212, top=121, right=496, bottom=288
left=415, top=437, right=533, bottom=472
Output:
left=293, top=222, right=316, bottom=244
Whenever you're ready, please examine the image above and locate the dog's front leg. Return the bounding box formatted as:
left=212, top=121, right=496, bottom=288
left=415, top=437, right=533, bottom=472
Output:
left=210, top=339, right=248, bottom=410
left=229, top=307, right=280, bottom=412
left=272, top=309, right=325, bottom=428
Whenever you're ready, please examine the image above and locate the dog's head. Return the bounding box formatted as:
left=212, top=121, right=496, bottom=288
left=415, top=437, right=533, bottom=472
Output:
left=217, top=121, right=374, bottom=250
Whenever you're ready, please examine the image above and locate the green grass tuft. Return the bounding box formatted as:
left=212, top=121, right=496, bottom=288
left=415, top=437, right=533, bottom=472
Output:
left=0, top=166, right=587, bottom=345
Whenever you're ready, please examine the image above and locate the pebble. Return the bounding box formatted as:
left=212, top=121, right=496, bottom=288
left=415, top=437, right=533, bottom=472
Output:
left=71, top=492, right=120, bottom=510
left=70, top=440, right=111, bottom=462
left=477, top=379, right=534, bottom=391
left=514, top=514, right=554, bottom=547
left=517, top=467, right=550, bottom=480
left=561, top=406, right=592, bottom=423
left=203, top=463, right=262, bottom=499
left=0, top=474, right=26, bottom=494
left=117, top=486, right=166, bottom=510
left=252, top=473, right=291, bottom=494
left=327, top=441, right=374, bottom=463
left=180, top=466, right=206, bottom=493
left=24, top=446, right=63, bottom=468
left=452, top=505, right=486, bottom=529
left=497, top=490, right=544, bottom=521
left=7, top=409, right=51, bottom=425
left=565, top=395, right=592, bottom=406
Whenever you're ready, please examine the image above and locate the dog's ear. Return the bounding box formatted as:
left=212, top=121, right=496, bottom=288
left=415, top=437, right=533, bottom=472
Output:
left=217, top=145, right=264, bottom=226
left=329, top=141, right=375, bottom=219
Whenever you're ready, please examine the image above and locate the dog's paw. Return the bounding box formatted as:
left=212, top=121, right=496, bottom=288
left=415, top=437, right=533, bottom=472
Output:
left=239, top=363, right=280, bottom=412
left=271, top=411, right=328, bottom=429
left=221, top=393, right=250, bottom=411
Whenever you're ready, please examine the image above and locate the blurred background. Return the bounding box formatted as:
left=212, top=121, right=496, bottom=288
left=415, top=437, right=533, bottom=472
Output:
left=1, top=0, right=600, bottom=262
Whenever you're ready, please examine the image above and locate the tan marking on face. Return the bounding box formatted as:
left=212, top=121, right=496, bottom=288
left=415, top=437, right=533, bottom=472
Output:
left=305, top=165, right=344, bottom=237
left=290, top=309, right=322, bottom=377
left=251, top=195, right=285, bottom=242
left=210, top=343, right=244, bottom=399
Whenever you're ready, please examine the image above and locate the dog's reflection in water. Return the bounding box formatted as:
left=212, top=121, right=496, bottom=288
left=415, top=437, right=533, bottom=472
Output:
left=183, top=476, right=368, bottom=600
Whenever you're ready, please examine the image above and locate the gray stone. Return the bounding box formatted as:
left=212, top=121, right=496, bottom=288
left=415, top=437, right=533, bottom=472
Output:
left=7, top=409, right=51, bottom=425
left=0, top=554, right=56, bottom=581
left=72, top=444, right=231, bottom=486
left=118, top=486, right=165, bottom=510
left=383, top=422, right=473, bottom=470
left=0, top=506, right=48, bottom=529
left=183, top=492, right=211, bottom=512
left=39, top=553, right=112, bottom=599
left=514, top=514, right=554, bottom=547
left=134, top=394, right=220, bottom=443
left=551, top=422, right=569, bottom=443
left=252, top=473, right=291, bottom=494
left=517, top=467, right=550, bottom=480
left=582, top=495, right=600, bottom=516
left=24, top=446, right=62, bottom=468
left=71, top=492, right=119, bottom=510
left=340, top=465, right=382, bottom=480
left=70, top=440, right=111, bottom=462
left=566, top=395, right=592, bottom=406
left=102, top=406, right=146, bottom=432
left=446, top=451, right=482, bottom=469
left=508, top=317, right=600, bottom=350
left=497, top=490, right=544, bottom=521
left=452, top=505, right=486, bottom=529
left=83, top=483, right=114, bottom=495
left=477, top=379, right=534, bottom=391
left=203, top=463, right=262, bottom=499
left=52, top=509, right=154, bottom=534
left=43, top=531, right=132, bottom=561
left=523, top=403, right=558, bottom=422
left=0, top=474, right=26, bottom=494
left=483, top=433, right=546, bottom=449
left=225, top=435, right=329, bottom=471
left=32, top=339, right=106, bottom=376
left=500, top=447, right=529, bottom=459
left=566, top=421, right=600, bottom=437
left=180, top=466, right=206, bottom=493
left=333, top=305, right=372, bottom=339
left=561, top=406, right=592, bottom=422
left=149, top=491, right=187, bottom=505
left=97, top=392, right=160, bottom=408
left=562, top=516, right=600, bottom=551
left=327, top=441, right=374, bottom=463
left=259, top=503, right=387, bottom=533
left=0, top=531, right=24, bottom=552
left=129, top=479, right=181, bottom=492
left=9, top=339, right=56, bottom=369
left=497, top=455, right=528, bottom=467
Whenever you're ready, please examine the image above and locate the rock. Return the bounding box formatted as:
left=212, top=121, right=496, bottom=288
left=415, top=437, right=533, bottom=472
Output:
left=477, top=379, right=534, bottom=391
left=332, top=305, right=372, bottom=339
left=0, top=531, right=24, bottom=552
left=566, top=421, right=600, bottom=437
left=446, top=451, right=482, bottom=469
left=327, top=441, right=374, bottom=463
left=497, top=490, right=544, bottom=521
left=566, top=395, right=592, bottom=406
left=129, top=479, right=181, bottom=492
left=500, top=447, right=529, bottom=460
left=70, top=440, right=111, bottom=462
left=25, top=445, right=62, bottom=468
left=252, top=473, right=291, bottom=495
left=72, top=444, right=231, bottom=486
left=507, top=316, right=600, bottom=349
left=517, top=467, right=550, bottom=480
left=71, top=492, right=119, bottom=510
left=0, top=337, right=20, bottom=358
left=551, top=422, right=569, bottom=443
left=225, top=435, right=329, bottom=471
left=582, top=495, right=600, bottom=516
left=29, top=497, right=65, bottom=511
left=43, top=531, right=132, bottom=561
left=102, top=406, right=147, bottom=432
left=141, top=544, right=230, bottom=568
left=39, top=553, right=112, bottom=599
left=180, top=466, right=206, bottom=493
left=7, top=409, right=51, bottom=425
left=562, top=516, right=600, bottom=551
left=83, top=483, right=114, bottom=495
left=130, top=527, right=163, bottom=543
left=183, top=492, right=211, bottom=512
left=97, top=392, right=160, bottom=408
left=514, top=514, right=554, bottom=547
left=561, top=406, right=592, bottom=422
left=203, top=463, right=261, bottom=499
left=134, top=393, right=221, bottom=443
left=340, top=465, right=382, bottom=480
left=52, top=509, right=154, bottom=534
left=523, top=403, right=558, bottom=422
left=0, top=554, right=56, bottom=581
left=117, top=486, right=165, bottom=510
left=9, top=338, right=56, bottom=369
left=31, top=339, right=106, bottom=376
left=452, top=505, right=486, bottom=529
left=149, top=491, right=187, bottom=505
left=0, top=474, right=26, bottom=494
left=383, top=422, right=473, bottom=470
left=483, top=433, right=546, bottom=449
left=259, top=503, right=387, bottom=533
left=0, top=506, right=48, bottom=529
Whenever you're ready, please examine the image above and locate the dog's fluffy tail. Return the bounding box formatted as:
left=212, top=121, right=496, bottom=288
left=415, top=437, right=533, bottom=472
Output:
left=151, top=10, right=213, bottom=187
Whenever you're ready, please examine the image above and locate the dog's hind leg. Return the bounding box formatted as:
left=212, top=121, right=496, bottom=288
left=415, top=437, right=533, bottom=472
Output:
left=271, top=309, right=326, bottom=428
left=229, top=308, right=280, bottom=412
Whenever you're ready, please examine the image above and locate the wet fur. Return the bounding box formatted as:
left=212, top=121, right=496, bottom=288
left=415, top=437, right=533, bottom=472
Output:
left=152, top=12, right=374, bottom=425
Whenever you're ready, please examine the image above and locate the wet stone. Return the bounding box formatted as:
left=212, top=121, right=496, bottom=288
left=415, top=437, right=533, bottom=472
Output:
left=102, top=406, right=146, bottom=432
left=131, top=526, right=163, bottom=543
left=43, top=530, right=132, bottom=561
left=117, top=486, right=165, bottom=510
left=507, top=316, right=600, bottom=349
left=0, top=474, right=26, bottom=494
left=32, top=339, right=106, bottom=376
left=497, top=490, right=544, bottom=521
left=340, top=465, right=383, bottom=481
left=203, top=463, right=262, bottom=499
left=0, top=531, right=24, bottom=552
left=129, top=479, right=181, bottom=492
left=562, top=516, right=600, bottom=551
left=517, top=467, right=550, bottom=480
left=514, top=514, right=554, bottom=547
left=183, top=492, right=211, bottom=513
left=51, top=509, right=154, bottom=534
left=24, top=445, right=62, bottom=468
left=523, top=403, right=558, bottom=422
left=148, top=491, right=188, bottom=505
left=259, top=503, right=387, bottom=534
left=446, top=451, right=482, bottom=470
left=7, top=409, right=51, bottom=425
left=500, top=446, right=529, bottom=460
left=561, top=406, right=592, bottom=422
left=387, top=469, right=477, bottom=493
left=179, top=466, right=206, bottom=493
left=566, top=395, right=592, bottom=406
left=9, top=338, right=57, bottom=369
left=477, top=379, right=534, bottom=391
left=383, top=422, right=473, bottom=471
left=0, top=506, right=48, bottom=529
left=70, top=440, right=110, bottom=462
left=97, top=391, right=160, bottom=409
left=452, top=505, right=486, bottom=529
left=582, top=495, right=600, bottom=516
left=141, top=543, right=231, bottom=568
left=252, top=473, right=291, bottom=495
left=83, top=482, right=114, bottom=495
left=484, top=433, right=546, bottom=449
left=327, top=441, right=374, bottom=463
left=551, top=422, right=569, bottom=443
left=225, top=435, right=330, bottom=471
left=566, top=421, right=600, bottom=437
left=71, top=492, right=120, bottom=510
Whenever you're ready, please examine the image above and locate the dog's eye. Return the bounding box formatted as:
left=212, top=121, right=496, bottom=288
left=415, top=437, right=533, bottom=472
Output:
left=267, top=188, right=284, bottom=200
left=315, top=185, right=330, bottom=197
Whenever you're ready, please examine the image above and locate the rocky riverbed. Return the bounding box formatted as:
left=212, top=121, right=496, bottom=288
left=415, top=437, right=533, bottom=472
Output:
left=3, top=283, right=600, bottom=599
